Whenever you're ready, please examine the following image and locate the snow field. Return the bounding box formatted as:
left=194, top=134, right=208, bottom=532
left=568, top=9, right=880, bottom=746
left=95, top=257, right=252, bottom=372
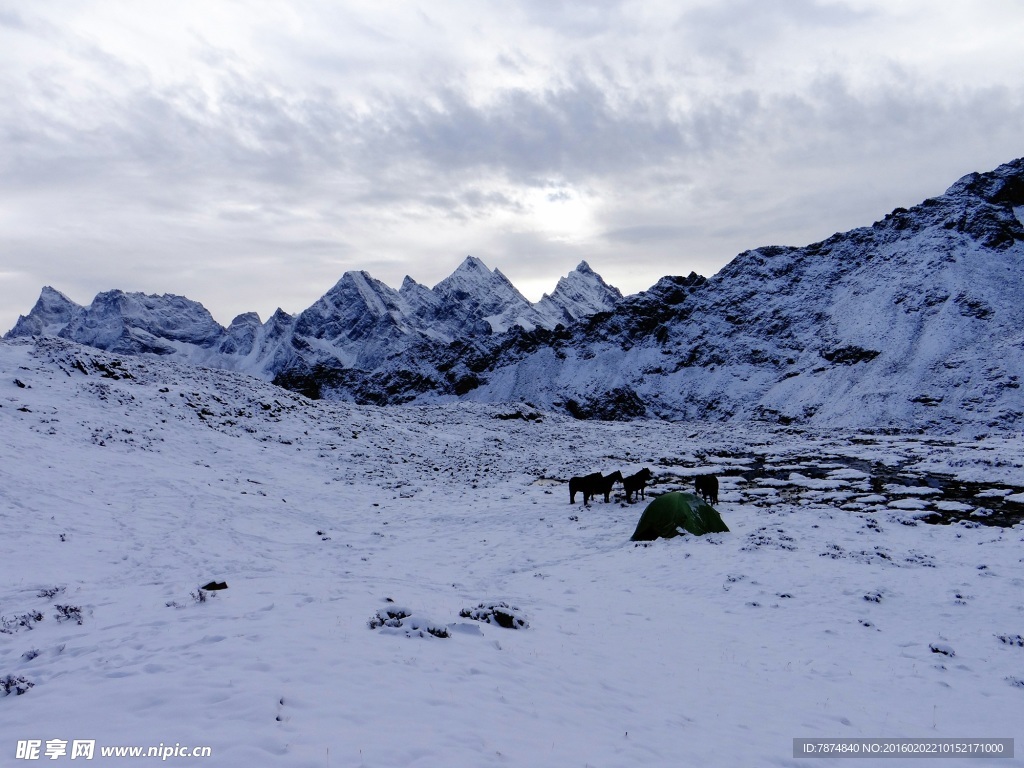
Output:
left=1, top=338, right=1023, bottom=767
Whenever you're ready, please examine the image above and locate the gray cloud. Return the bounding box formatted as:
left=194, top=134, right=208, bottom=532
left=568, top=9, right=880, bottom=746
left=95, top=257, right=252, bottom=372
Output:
left=363, top=82, right=692, bottom=179
left=3, top=27, right=1015, bottom=212
left=2, top=3, right=1024, bottom=331
left=683, top=0, right=874, bottom=36
left=518, top=0, right=635, bottom=39
left=602, top=224, right=695, bottom=245
left=0, top=9, right=28, bottom=31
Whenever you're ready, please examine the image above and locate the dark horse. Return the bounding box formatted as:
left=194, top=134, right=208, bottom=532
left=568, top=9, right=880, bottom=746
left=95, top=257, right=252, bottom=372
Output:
left=593, top=470, right=623, bottom=503
left=569, top=471, right=622, bottom=504
left=569, top=472, right=602, bottom=504
left=623, top=468, right=653, bottom=502
left=695, top=474, right=719, bottom=505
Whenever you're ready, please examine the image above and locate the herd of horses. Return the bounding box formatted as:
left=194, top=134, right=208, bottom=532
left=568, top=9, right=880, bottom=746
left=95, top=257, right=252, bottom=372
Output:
left=568, top=468, right=719, bottom=506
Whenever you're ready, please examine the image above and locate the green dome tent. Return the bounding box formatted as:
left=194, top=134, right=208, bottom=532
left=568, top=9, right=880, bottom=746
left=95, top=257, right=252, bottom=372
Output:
left=630, top=492, right=729, bottom=541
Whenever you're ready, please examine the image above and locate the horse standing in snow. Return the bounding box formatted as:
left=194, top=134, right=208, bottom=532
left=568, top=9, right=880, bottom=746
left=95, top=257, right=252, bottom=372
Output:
left=593, top=470, right=623, bottom=503
left=569, top=472, right=603, bottom=504
left=623, top=468, right=653, bottom=502
left=695, top=474, right=719, bottom=505
left=569, top=471, right=623, bottom=504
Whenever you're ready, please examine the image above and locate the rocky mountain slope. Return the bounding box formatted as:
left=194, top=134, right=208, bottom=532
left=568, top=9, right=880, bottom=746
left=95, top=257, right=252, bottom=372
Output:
left=274, top=159, right=1024, bottom=432
left=7, top=158, right=1024, bottom=431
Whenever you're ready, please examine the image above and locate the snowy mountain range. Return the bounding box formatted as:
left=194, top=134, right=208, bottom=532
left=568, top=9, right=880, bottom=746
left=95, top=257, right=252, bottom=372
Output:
left=423, top=156, right=1024, bottom=431
left=6, top=258, right=621, bottom=376
left=7, top=157, right=1024, bottom=431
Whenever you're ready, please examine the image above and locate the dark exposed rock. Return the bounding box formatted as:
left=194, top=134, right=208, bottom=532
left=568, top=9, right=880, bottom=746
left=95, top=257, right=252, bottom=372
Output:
left=820, top=346, right=881, bottom=365
left=459, top=602, right=528, bottom=629
left=566, top=388, right=647, bottom=421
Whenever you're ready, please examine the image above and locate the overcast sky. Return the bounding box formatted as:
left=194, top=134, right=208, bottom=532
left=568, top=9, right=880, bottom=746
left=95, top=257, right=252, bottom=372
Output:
left=2, top=1, right=1023, bottom=332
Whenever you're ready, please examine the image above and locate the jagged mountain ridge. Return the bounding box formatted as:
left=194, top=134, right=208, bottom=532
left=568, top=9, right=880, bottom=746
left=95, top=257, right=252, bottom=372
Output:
left=6, top=258, right=623, bottom=376
left=7, top=157, right=1024, bottom=431
left=275, top=157, right=1024, bottom=431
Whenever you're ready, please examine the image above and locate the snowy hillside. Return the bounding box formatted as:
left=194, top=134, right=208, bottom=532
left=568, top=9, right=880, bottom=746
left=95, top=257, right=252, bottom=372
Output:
left=373, top=157, right=1024, bottom=432
left=2, top=336, right=1023, bottom=766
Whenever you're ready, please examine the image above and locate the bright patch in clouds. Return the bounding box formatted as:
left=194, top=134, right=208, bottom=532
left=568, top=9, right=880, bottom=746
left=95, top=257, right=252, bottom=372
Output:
left=528, top=186, right=596, bottom=242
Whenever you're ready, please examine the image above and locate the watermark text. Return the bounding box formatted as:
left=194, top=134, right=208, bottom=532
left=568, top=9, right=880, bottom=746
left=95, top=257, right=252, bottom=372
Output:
left=16, top=740, right=212, bottom=761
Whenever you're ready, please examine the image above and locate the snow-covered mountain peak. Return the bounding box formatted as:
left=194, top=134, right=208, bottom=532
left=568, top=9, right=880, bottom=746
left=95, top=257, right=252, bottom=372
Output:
left=433, top=256, right=526, bottom=302
left=7, top=286, right=80, bottom=338
left=54, top=289, right=224, bottom=355
left=329, top=270, right=404, bottom=318
left=534, top=260, right=623, bottom=325
left=942, top=156, right=1024, bottom=203
left=400, top=275, right=426, bottom=294
left=38, top=286, right=77, bottom=309
left=289, top=271, right=413, bottom=370
left=440, top=254, right=490, bottom=282
left=267, top=307, right=293, bottom=327
left=432, top=256, right=481, bottom=295
left=566, top=260, right=616, bottom=292
left=218, top=312, right=263, bottom=358
left=227, top=311, right=262, bottom=329
left=430, top=256, right=537, bottom=333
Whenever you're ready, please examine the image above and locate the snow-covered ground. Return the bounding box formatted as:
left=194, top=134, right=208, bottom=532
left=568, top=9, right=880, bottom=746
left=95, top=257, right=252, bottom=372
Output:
left=1, top=337, right=1022, bottom=767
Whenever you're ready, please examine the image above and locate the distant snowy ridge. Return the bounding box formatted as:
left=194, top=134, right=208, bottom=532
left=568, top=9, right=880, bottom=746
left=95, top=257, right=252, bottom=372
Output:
left=6, top=157, right=1024, bottom=431
left=5, top=258, right=622, bottom=376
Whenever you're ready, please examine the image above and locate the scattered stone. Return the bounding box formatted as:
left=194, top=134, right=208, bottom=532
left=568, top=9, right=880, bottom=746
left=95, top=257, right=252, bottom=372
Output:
left=53, top=605, right=83, bottom=624
left=888, top=498, right=931, bottom=510
left=742, top=527, right=797, bottom=551
left=459, top=601, right=529, bottom=629
left=368, top=606, right=450, bottom=639
left=1, top=674, right=34, bottom=696
left=0, top=611, right=44, bottom=634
